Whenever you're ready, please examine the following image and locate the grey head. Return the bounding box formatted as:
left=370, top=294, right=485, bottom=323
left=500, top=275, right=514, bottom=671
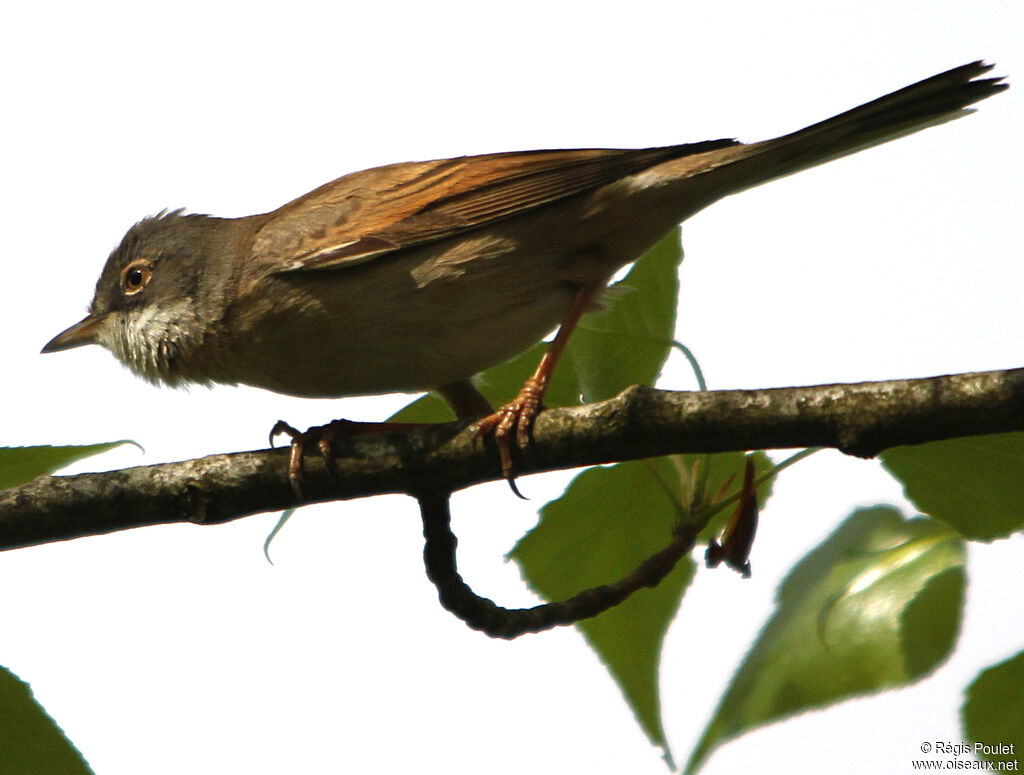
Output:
left=42, top=210, right=241, bottom=387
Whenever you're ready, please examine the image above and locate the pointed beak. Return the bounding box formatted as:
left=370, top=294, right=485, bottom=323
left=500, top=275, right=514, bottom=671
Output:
left=41, top=314, right=104, bottom=354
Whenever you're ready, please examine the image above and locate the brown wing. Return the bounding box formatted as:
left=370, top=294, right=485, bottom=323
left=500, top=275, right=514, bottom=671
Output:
left=251, top=140, right=737, bottom=272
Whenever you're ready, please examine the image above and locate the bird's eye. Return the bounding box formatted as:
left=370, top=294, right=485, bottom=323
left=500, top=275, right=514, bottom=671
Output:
left=120, top=259, right=154, bottom=295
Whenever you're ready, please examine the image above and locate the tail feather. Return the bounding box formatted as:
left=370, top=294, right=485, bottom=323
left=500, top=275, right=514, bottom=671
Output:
left=698, top=61, right=1007, bottom=196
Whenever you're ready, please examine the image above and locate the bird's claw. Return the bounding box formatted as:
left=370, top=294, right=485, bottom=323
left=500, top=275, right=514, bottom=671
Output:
left=270, top=419, right=356, bottom=498
left=472, top=377, right=544, bottom=498
left=270, top=418, right=433, bottom=498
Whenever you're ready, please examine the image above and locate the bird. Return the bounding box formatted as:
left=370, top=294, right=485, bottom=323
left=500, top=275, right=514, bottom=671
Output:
left=43, top=61, right=1007, bottom=489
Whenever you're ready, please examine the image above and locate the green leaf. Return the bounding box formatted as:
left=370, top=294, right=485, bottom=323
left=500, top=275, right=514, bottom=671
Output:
left=396, top=230, right=693, bottom=765
left=0, top=666, right=93, bottom=774
left=0, top=442, right=135, bottom=491
left=685, top=506, right=965, bottom=775
left=510, top=451, right=772, bottom=767
left=551, top=229, right=682, bottom=405
left=511, top=459, right=693, bottom=767
left=962, top=650, right=1024, bottom=766
left=880, top=432, right=1024, bottom=540
left=390, top=229, right=683, bottom=423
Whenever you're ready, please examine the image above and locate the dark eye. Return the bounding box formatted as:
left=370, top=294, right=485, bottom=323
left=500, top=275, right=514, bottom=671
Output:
left=120, top=259, right=154, bottom=295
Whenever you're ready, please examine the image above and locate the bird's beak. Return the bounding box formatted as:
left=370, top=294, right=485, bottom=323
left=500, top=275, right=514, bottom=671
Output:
left=41, top=314, right=103, bottom=354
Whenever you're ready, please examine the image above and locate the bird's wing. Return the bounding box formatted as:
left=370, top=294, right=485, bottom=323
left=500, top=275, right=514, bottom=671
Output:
left=250, top=140, right=737, bottom=272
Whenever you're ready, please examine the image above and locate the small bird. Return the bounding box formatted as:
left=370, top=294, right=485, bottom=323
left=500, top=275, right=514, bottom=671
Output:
left=43, top=61, right=1007, bottom=486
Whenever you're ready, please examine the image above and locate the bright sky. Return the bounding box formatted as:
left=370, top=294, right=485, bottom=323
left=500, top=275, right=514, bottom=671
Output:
left=2, top=2, right=1022, bottom=773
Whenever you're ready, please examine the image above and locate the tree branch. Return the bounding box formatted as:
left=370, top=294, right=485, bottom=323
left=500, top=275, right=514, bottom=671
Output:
left=418, top=489, right=697, bottom=638
left=3, top=367, right=1023, bottom=552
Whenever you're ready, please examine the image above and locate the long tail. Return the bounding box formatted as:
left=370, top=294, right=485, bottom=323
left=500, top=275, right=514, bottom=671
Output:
left=683, top=61, right=1007, bottom=200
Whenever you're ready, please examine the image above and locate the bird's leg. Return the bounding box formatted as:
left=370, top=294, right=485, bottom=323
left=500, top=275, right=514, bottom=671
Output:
left=473, top=285, right=595, bottom=484
left=436, top=379, right=493, bottom=421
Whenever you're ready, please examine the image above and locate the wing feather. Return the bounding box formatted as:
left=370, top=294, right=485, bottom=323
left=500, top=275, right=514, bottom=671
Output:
left=251, top=141, right=737, bottom=272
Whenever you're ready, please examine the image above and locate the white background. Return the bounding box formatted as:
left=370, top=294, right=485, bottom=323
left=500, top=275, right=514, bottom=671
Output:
left=2, top=2, right=1022, bottom=773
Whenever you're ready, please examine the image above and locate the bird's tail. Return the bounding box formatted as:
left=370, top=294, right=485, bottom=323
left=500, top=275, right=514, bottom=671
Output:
left=677, top=60, right=1007, bottom=202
